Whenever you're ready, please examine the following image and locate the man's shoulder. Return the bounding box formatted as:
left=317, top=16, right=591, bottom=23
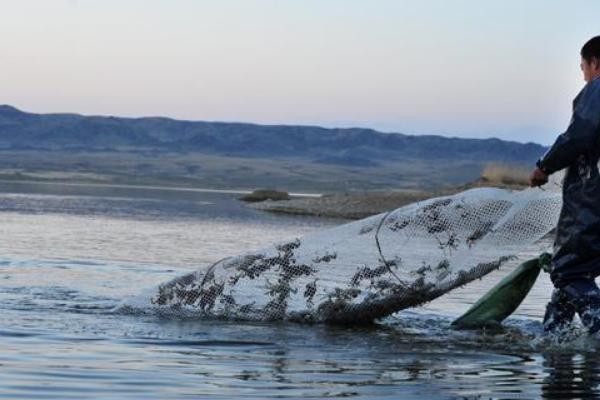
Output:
left=575, top=79, right=600, bottom=117
left=580, top=77, right=600, bottom=99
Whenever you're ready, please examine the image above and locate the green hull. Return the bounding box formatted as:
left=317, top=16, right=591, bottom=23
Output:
left=451, top=254, right=550, bottom=329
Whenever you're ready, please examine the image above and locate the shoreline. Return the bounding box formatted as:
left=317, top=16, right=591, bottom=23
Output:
left=249, top=180, right=528, bottom=220
left=0, top=176, right=529, bottom=221
left=0, top=179, right=322, bottom=198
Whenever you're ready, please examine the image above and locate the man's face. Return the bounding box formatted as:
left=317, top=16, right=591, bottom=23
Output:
left=581, top=56, right=600, bottom=82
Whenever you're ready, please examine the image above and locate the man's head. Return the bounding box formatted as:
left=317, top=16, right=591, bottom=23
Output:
left=581, top=36, right=600, bottom=82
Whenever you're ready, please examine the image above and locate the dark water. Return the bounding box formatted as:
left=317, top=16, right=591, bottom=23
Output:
left=0, top=181, right=599, bottom=399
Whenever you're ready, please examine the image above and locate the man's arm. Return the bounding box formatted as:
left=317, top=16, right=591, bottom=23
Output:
left=536, top=83, right=600, bottom=176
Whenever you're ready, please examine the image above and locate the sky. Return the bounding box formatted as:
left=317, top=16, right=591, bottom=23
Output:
left=1, top=0, right=599, bottom=145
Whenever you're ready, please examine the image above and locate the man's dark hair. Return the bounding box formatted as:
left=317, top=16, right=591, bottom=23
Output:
left=581, top=36, right=600, bottom=62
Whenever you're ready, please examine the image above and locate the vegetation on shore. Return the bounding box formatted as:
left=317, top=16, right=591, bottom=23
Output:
left=479, top=164, right=530, bottom=187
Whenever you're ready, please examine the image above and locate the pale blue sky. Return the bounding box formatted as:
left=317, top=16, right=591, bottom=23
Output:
left=1, top=0, right=599, bottom=144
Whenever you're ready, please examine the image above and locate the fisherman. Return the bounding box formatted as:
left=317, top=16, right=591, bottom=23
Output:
left=530, top=36, right=600, bottom=334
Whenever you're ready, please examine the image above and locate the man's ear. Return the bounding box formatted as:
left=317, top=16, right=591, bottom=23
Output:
left=593, top=57, right=600, bottom=72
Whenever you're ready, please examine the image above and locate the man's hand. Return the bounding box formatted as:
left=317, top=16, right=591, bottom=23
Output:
left=529, top=167, right=549, bottom=187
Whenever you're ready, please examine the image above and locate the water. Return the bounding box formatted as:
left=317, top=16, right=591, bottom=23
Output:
left=0, top=181, right=598, bottom=399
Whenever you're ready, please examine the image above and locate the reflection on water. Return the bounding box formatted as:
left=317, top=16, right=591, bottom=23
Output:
left=543, top=352, right=600, bottom=399
left=0, top=182, right=599, bottom=399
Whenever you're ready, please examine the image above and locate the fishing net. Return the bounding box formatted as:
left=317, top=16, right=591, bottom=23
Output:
left=119, top=178, right=563, bottom=324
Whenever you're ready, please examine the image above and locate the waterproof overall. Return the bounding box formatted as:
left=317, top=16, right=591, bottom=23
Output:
left=537, top=76, right=600, bottom=333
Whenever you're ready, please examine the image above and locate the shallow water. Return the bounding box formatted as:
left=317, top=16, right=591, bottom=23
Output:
left=0, top=181, right=599, bottom=399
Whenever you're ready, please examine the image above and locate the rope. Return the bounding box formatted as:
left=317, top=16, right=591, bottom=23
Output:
left=199, top=257, right=232, bottom=288
left=374, top=211, right=408, bottom=288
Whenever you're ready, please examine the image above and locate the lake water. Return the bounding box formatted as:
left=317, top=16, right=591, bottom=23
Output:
left=0, top=181, right=599, bottom=399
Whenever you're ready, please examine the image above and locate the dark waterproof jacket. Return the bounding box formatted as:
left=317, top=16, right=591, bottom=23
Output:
left=538, top=77, right=600, bottom=288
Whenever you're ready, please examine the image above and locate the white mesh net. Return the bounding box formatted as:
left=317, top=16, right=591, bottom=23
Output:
left=119, top=181, right=563, bottom=324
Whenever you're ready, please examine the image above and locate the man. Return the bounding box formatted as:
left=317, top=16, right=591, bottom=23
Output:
left=530, top=36, right=600, bottom=334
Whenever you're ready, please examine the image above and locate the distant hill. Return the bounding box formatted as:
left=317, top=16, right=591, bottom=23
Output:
left=0, top=105, right=547, bottom=191
left=0, top=105, right=545, bottom=163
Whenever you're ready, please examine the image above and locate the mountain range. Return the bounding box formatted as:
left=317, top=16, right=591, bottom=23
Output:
left=0, top=105, right=548, bottom=191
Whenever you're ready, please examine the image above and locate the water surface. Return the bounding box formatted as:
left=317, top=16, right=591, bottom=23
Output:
left=0, top=181, right=598, bottom=399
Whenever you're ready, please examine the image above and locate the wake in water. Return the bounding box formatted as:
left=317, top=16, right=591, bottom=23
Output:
left=118, top=182, right=563, bottom=325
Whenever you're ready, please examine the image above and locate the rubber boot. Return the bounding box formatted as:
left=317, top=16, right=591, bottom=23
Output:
left=543, top=289, right=576, bottom=334
left=562, top=280, right=600, bottom=335
left=578, top=299, right=600, bottom=334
